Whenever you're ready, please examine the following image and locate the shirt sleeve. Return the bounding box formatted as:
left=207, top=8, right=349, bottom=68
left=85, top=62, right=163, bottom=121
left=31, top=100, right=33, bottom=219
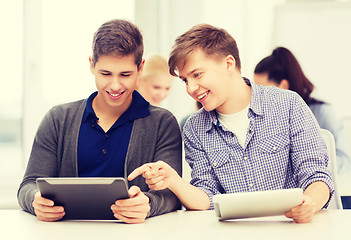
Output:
left=17, top=108, right=60, bottom=215
left=289, top=94, right=334, bottom=207
left=183, top=118, right=223, bottom=209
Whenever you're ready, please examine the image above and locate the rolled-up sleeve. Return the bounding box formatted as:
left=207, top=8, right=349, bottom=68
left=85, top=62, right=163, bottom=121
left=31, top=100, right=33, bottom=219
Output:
left=183, top=118, right=222, bottom=209
left=289, top=94, right=334, bottom=206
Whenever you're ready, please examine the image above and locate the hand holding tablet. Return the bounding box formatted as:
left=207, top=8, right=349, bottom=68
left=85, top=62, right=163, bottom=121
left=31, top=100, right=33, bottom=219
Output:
left=36, top=177, right=129, bottom=220
left=213, top=188, right=303, bottom=221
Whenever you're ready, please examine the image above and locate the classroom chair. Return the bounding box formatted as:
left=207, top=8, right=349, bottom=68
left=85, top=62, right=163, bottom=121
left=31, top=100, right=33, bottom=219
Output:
left=320, top=128, right=343, bottom=209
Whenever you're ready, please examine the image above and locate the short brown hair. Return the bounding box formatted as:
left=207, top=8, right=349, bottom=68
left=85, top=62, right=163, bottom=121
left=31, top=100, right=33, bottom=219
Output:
left=168, top=24, right=241, bottom=76
left=92, top=19, right=143, bottom=68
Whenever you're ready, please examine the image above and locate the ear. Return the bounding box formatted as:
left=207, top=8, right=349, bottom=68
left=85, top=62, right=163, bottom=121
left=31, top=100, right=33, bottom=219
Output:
left=136, top=59, right=145, bottom=85
left=225, top=55, right=236, bottom=71
left=89, top=56, right=94, bottom=74
left=278, top=79, right=290, bottom=90
left=138, top=59, right=145, bottom=74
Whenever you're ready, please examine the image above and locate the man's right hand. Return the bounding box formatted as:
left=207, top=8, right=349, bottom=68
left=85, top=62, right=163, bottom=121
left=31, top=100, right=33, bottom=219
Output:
left=128, top=161, right=179, bottom=191
left=32, top=191, right=65, bottom=222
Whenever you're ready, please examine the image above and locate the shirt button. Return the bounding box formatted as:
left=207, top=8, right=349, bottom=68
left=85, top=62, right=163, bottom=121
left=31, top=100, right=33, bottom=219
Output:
left=105, top=134, right=109, bottom=138
left=248, top=129, right=252, bottom=134
left=273, top=146, right=277, bottom=151
left=91, top=124, right=95, bottom=128
left=249, top=183, right=254, bottom=188
left=102, top=149, right=107, bottom=155
left=213, top=161, right=218, bottom=167
left=230, top=133, right=234, bottom=137
left=243, top=156, right=248, bottom=161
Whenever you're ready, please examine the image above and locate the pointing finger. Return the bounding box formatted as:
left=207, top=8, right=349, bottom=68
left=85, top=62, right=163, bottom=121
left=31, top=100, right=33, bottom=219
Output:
left=128, top=164, right=152, bottom=181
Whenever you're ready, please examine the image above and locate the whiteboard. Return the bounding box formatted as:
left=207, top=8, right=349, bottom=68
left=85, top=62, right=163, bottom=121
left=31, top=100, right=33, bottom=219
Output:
left=273, top=2, right=351, bottom=118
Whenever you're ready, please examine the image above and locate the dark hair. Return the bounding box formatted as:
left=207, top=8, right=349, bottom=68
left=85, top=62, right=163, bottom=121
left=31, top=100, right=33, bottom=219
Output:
left=92, top=19, right=143, bottom=68
left=169, top=24, right=241, bottom=77
left=254, top=47, right=323, bottom=105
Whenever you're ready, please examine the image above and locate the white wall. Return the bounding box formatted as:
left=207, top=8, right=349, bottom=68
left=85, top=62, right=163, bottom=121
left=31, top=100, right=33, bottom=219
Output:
left=273, top=2, right=351, bottom=119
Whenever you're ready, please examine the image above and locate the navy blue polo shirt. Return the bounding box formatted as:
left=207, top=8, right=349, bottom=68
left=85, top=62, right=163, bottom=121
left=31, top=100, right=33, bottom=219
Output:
left=77, top=91, right=150, bottom=177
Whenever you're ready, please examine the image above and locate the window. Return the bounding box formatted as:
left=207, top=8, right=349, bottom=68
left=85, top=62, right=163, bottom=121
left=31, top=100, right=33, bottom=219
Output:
left=0, top=0, right=23, bottom=174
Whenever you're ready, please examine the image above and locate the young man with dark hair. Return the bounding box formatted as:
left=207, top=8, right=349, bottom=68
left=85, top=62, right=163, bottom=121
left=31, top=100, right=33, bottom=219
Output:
left=18, top=19, right=182, bottom=224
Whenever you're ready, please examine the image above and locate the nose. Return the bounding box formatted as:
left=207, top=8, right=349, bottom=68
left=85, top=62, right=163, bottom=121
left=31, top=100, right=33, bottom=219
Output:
left=110, top=76, right=122, bottom=90
left=159, top=89, right=169, bottom=100
left=186, top=79, right=199, bottom=95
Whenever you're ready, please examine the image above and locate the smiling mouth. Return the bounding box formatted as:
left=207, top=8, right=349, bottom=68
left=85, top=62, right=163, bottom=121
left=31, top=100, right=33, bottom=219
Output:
left=107, top=91, right=124, bottom=98
left=197, top=91, right=209, bottom=100
left=109, top=92, right=121, bottom=97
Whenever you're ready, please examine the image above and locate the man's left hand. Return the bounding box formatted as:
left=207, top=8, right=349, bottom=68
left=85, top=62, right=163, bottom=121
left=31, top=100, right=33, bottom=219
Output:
left=111, top=186, right=150, bottom=224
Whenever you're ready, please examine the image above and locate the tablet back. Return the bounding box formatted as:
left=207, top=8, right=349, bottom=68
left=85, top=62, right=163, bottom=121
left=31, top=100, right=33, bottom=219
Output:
left=213, top=188, right=303, bottom=221
left=37, top=178, right=129, bottom=220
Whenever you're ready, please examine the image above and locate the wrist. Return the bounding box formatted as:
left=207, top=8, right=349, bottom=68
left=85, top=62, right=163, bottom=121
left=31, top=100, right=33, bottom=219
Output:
left=168, top=170, right=182, bottom=192
left=143, top=193, right=153, bottom=218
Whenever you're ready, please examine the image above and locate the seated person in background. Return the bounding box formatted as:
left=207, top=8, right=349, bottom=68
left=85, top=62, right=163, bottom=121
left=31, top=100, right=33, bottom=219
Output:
left=254, top=46, right=351, bottom=174
left=137, top=54, right=174, bottom=106
left=17, top=19, right=182, bottom=224
left=129, top=23, right=334, bottom=223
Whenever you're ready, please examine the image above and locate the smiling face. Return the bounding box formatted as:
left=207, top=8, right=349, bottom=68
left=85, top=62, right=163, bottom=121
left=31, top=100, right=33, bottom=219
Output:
left=139, top=73, right=173, bottom=106
left=178, top=49, right=235, bottom=113
left=90, top=54, right=143, bottom=115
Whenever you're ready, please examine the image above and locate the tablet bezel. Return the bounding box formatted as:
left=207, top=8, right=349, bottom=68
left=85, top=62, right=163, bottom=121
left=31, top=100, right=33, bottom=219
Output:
left=36, top=177, right=129, bottom=220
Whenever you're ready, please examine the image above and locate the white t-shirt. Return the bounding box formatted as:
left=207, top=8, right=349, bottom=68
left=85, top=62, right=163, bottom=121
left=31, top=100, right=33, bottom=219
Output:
left=217, top=105, right=250, bottom=147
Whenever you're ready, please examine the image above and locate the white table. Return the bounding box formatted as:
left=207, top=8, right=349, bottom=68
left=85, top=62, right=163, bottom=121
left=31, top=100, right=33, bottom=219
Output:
left=1, top=209, right=351, bottom=240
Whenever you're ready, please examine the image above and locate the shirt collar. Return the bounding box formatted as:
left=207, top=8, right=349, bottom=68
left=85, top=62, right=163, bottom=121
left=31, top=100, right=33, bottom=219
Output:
left=204, top=77, right=263, bottom=132
left=246, top=77, right=263, bottom=117
left=118, top=90, right=150, bottom=125
left=83, top=91, right=150, bottom=125
left=83, top=91, right=99, bottom=123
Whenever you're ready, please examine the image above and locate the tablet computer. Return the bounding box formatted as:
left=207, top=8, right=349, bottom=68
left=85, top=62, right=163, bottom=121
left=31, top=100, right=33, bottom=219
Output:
left=213, top=188, right=303, bottom=221
left=36, top=177, right=129, bottom=220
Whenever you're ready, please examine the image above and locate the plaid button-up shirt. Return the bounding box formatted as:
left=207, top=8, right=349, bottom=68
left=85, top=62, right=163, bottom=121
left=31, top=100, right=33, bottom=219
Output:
left=183, top=78, right=334, bottom=209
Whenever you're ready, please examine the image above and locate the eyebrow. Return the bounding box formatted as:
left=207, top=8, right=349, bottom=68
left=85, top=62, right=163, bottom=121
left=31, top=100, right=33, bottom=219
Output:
left=98, top=70, right=135, bottom=74
left=120, top=71, right=135, bottom=74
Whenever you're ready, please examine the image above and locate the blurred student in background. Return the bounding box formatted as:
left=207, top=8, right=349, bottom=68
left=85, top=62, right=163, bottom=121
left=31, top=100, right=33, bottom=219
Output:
left=254, top=47, right=351, bottom=174
left=137, top=54, right=174, bottom=106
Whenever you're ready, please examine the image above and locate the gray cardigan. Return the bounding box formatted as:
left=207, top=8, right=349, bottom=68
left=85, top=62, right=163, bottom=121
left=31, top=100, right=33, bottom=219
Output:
left=17, top=98, right=182, bottom=218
